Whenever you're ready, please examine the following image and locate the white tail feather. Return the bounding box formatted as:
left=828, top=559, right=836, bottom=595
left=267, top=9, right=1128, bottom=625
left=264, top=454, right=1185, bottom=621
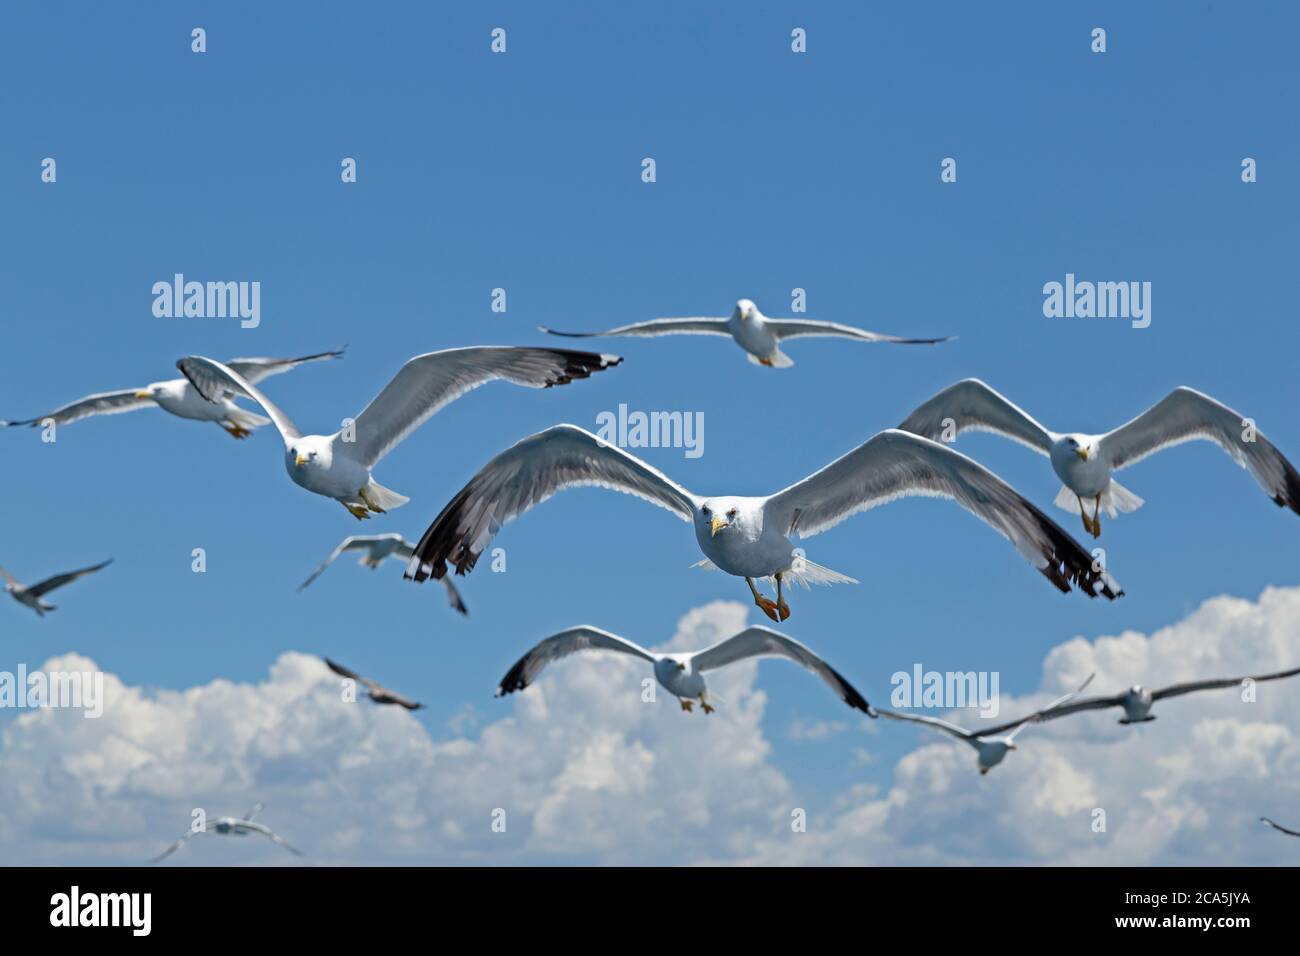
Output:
left=1054, top=480, right=1145, bottom=520
left=365, top=480, right=410, bottom=512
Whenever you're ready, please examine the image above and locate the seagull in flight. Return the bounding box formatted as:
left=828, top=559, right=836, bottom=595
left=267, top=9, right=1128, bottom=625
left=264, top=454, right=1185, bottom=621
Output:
left=298, top=532, right=465, bottom=614
left=899, top=379, right=1300, bottom=538
left=878, top=675, right=1094, bottom=774
left=150, top=803, right=302, bottom=862
left=0, top=559, right=112, bottom=617
left=540, top=298, right=951, bottom=368
left=177, top=347, right=622, bottom=520
left=324, top=657, right=424, bottom=710
left=1018, top=665, right=1300, bottom=725
left=406, top=424, right=1122, bottom=622
left=2, top=350, right=343, bottom=439
left=1260, top=817, right=1300, bottom=838
left=496, top=624, right=875, bottom=716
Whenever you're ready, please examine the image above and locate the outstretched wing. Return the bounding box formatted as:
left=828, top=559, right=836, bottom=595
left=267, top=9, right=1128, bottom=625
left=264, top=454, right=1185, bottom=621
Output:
left=539, top=318, right=732, bottom=339
left=496, top=626, right=657, bottom=695
left=177, top=356, right=302, bottom=442
left=407, top=425, right=699, bottom=581
left=1099, top=387, right=1300, bottom=514
left=149, top=829, right=204, bottom=864
left=876, top=709, right=978, bottom=747
left=897, top=379, right=1055, bottom=455
left=764, top=318, right=951, bottom=346
left=324, top=657, right=381, bottom=694
left=690, top=626, right=874, bottom=715
left=242, top=821, right=303, bottom=856
left=975, top=674, right=1098, bottom=738
left=27, top=559, right=113, bottom=597
left=1261, top=817, right=1300, bottom=838
left=347, top=347, right=622, bottom=469
left=2, top=389, right=154, bottom=428
left=297, top=536, right=374, bottom=591
left=764, top=429, right=1121, bottom=599
left=1152, top=665, right=1300, bottom=701
left=225, top=349, right=345, bottom=385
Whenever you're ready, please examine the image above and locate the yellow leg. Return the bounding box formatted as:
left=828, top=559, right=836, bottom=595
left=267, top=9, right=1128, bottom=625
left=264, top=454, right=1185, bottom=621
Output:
left=700, top=695, right=715, bottom=714
left=746, top=577, right=781, bottom=622
left=776, top=572, right=791, bottom=621
left=1077, top=496, right=1094, bottom=537
left=341, top=500, right=370, bottom=520
left=758, top=357, right=774, bottom=367
left=679, top=699, right=694, bottom=712
left=1092, top=494, right=1103, bottom=538
left=358, top=486, right=387, bottom=514
left=222, top=422, right=252, bottom=439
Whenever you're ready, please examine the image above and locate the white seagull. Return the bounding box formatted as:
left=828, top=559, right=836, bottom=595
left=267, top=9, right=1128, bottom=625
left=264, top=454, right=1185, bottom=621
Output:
left=540, top=298, right=951, bottom=368
left=496, top=624, right=875, bottom=715
left=298, top=532, right=466, bottom=614
left=176, top=347, right=622, bottom=520
left=878, top=675, right=1094, bottom=775
left=1020, top=664, right=1300, bottom=725
left=324, top=657, right=424, bottom=710
left=150, top=803, right=302, bottom=863
left=1, top=559, right=112, bottom=617
left=406, top=424, right=1122, bottom=621
left=2, top=350, right=343, bottom=439
left=899, top=379, right=1300, bottom=538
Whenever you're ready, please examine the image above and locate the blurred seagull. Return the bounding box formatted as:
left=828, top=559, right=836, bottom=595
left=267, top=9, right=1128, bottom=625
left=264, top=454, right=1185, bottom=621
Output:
left=0, top=559, right=112, bottom=617
left=540, top=298, right=951, bottom=368
left=324, top=657, right=424, bottom=710
left=496, top=624, right=875, bottom=716
left=406, top=425, right=1122, bottom=622
left=1019, top=665, right=1300, bottom=725
left=150, top=803, right=301, bottom=863
left=177, top=347, right=622, bottom=520
left=899, top=379, right=1300, bottom=538
left=878, top=674, right=1094, bottom=775
left=299, top=532, right=465, bottom=614
left=2, top=350, right=343, bottom=439
left=1260, top=817, right=1300, bottom=838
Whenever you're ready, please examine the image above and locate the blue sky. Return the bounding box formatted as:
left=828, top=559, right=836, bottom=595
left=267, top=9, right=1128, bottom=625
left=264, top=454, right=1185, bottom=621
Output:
left=2, top=2, right=1299, bottom=864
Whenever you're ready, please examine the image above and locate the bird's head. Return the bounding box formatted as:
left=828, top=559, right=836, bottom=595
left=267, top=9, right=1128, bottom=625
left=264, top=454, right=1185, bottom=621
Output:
left=1005, top=741, right=1018, bottom=752
left=734, top=298, right=757, bottom=322
left=675, top=659, right=687, bottom=672
left=1064, top=435, right=1095, bottom=461
left=700, top=499, right=743, bottom=537
left=289, top=437, right=329, bottom=469
left=135, top=382, right=172, bottom=401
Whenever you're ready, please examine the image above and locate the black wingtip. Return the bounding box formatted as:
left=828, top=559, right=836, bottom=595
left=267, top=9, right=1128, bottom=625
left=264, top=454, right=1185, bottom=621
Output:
left=538, top=349, right=623, bottom=388
left=538, top=326, right=597, bottom=338
left=1025, top=505, right=1123, bottom=600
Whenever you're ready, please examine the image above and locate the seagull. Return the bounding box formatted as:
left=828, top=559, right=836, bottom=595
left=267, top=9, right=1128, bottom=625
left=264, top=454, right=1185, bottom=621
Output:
left=324, top=657, right=424, bottom=710
left=0, top=559, right=112, bottom=617
left=877, top=675, right=1094, bottom=775
left=150, top=803, right=302, bottom=863
left=1017, top=665, right=1300, bottom=725
left=176, top=347, right=622, bottom=520
left=496, top=624, right=875, bottom=716
left=1260, top=817, right=1300, bottom=838
left=539, top=298, right=951, bottom=368
left=2, top=350, right=343, bottom=439
left=899, top=379, right=1300, bottom=538
left=405, top=424, right=1122, bottom=622
left=298, top=532, right=466, bottom=613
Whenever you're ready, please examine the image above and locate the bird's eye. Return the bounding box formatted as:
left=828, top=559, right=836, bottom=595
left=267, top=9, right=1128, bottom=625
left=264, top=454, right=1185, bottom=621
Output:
left=727, top=509, right=737, bottom=518
left=702, top=506, right=710, bottom=516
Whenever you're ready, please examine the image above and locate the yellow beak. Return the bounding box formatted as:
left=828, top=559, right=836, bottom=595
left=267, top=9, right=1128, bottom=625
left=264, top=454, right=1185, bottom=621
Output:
left=134, top=390, right=152, bottom=399
left=1076, top=447, right=1090, bottom=461
left=710, top=515, right=727, bottom=537
left=295, top=455, right=309, bottom=466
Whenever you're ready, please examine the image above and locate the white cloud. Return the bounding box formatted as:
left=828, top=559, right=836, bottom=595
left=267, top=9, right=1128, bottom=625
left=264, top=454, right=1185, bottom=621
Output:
left=3, top=589, right=1299, bottom=865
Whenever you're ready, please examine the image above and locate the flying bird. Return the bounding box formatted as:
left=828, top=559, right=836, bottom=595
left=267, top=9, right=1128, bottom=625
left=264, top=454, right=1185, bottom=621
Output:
left=324, top=657, right=424, bottom=710
left=540, top=298, right=951, bottom=368
left=176, top=347, right=622, bottom=520
left=0, top=559, right=112, bottom=617
left=406, top=424, right=1122, bottom=622
left=899, top=379, right=1300, bottom=538
left=496, top=624, right=874, bottom=715
left=1014, top=665, right=1300, bottom=725
left=877, top=675, right=1094, bottom=775
left=1260, top=817, right=1300, bottom=838
left=298, top=532, right=465, bottom=614
left=150, top=803, right=302, bottom=863
left=2, top=350, right=343, bottom=439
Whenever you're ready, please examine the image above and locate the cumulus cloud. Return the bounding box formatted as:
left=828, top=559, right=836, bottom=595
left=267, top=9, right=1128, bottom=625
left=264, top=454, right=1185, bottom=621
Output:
left=2, top=589, right=1299, bottom=865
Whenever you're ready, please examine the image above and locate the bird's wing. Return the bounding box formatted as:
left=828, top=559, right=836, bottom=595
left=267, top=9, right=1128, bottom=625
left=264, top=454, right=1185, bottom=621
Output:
left=763, top=319, right=951, bottom=346
left=1152, top=665, right=1300, bottom=701
left=763, top=429, right=1121, bottom=599
left=0, top=565, right=18, bottom=588
left=538, top=317, right=733, bottom=339
left=242, top=802, right=265, bottom=822
left=1099, top=387, right=1300, bottom=513
left=297, top=536, right=373, bottom=591
left=177, top=356, right=301, bottom=442
left=346, top=347, right=622, bottom=469
left=876, top=709, right=977, bottom=746
left=980, top=692, right=1127, bottom=734
left=242, top=821, right=303, bottom=856
left=407, top=424, right=699, bottom=580
left=324, top=657, right=381, bottom=694
left=225, top=348, right=345, bottom=385
left=149, top=830, right=203, bottom=864
left=689, top=626, right=874, bottom=715
left=496, top=626, right=657, bottom=695
left=27, top=559, right=113, bottom=597
left=1, top=389, right=154, bottom=428
left=896, top=379, right=1054, bottom=455
left=1261, top=817, right=1300, bottom=838
left=1002, top=674, right=1097, bottom=741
